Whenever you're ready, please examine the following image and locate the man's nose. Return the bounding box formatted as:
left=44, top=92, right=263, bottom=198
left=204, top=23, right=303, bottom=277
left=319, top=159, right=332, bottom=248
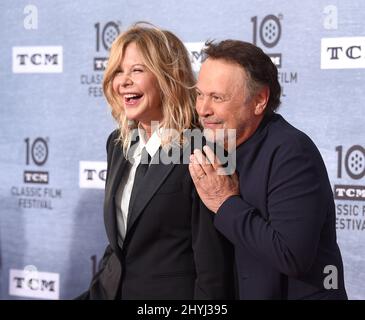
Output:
left=196, top=96, right=213, bottom=117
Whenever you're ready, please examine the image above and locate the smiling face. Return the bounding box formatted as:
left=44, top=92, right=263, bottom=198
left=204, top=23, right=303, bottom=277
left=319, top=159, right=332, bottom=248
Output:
left=196, top=58, right=267, bottom=147
left=112, top=42, right=163, bottom=131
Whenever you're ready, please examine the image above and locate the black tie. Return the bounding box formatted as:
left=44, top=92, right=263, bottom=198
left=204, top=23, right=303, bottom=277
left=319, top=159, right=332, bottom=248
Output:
left=128, top=147, right=151, bottom=214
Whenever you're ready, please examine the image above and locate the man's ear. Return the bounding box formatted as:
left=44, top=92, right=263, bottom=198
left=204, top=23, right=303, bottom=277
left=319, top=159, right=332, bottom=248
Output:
left=254, top=86, right=270, bottom=115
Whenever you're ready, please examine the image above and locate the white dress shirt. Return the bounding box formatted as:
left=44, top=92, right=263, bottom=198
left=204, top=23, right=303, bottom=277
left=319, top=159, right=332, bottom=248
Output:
left=115, top=127, right=161, bottom=247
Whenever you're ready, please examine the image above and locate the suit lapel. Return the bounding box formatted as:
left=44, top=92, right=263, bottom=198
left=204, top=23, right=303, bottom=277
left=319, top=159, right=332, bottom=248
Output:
left=104, top=142, right=129, bottom=254
left=126, top=147, right=177, bottom=235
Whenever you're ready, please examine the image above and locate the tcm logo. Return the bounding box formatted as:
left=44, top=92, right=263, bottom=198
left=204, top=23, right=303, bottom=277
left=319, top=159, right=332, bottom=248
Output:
left=12, top=46, right=63, bottom=73
left=9, top=268, right=60, bottom=300
left=24, top=171, right=49, bottom=184
left=334, top=185, right=365, bottom=201
left=94, top=57, right=108, bottom=71
left=185, top=42, right=206, bottom=73
left=79, top=161, right=107, bottom=189
left=321, top=37, right=365, bottom=69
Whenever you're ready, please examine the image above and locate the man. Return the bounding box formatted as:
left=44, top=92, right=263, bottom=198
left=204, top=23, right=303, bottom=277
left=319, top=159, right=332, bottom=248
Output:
left=189, top=40, right=347, bottom=299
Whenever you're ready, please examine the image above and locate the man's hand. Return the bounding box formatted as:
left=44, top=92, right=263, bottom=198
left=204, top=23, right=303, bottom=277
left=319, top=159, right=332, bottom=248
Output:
left=189, top=145, right=240, bottom=213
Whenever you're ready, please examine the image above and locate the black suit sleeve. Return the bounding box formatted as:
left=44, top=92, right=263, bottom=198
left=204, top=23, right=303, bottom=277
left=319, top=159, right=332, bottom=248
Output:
left=214, top=139, right=329, bottom=277
left=190, top=175, right=235, bottom=299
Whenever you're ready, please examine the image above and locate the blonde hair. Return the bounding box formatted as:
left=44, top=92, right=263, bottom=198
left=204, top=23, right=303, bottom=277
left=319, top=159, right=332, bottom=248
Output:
left=103, top=22, right=199, bottom=154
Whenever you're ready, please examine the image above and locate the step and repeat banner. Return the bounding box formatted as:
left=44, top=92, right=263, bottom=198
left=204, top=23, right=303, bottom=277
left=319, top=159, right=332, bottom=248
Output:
left=0, top=0, right=364, bottom=299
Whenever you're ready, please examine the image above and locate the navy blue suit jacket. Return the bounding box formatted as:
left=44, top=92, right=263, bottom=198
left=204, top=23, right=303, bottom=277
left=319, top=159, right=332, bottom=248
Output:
left=214, top=114, right=347, bottom=299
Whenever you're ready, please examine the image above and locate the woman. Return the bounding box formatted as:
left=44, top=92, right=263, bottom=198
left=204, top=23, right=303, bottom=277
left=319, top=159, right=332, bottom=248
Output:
left=80, top=23, right=234, bottom=299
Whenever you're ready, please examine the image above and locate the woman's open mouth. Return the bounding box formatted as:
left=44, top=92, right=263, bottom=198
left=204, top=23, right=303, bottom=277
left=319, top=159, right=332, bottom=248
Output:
left=124, top=93, right=143, bottom=106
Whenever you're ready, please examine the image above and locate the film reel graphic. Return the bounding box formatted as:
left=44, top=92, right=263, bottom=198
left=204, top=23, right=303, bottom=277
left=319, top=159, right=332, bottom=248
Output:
left=259, top=15, right=281, bottom=48
left=102, top=22, right=120, bottom=50
left=31, top=138, right=48, bottom=166
left=95, top=21, right=120, bottom=52
left=344, top=145, right=365, bottom=180
left=25, top=137, right=48, bottom=166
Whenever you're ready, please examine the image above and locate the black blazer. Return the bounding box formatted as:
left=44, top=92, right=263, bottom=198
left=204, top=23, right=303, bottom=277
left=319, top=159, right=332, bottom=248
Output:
left=81, top=130, right=235, bottom=299
left=214, top=114, right=347, bottom=300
